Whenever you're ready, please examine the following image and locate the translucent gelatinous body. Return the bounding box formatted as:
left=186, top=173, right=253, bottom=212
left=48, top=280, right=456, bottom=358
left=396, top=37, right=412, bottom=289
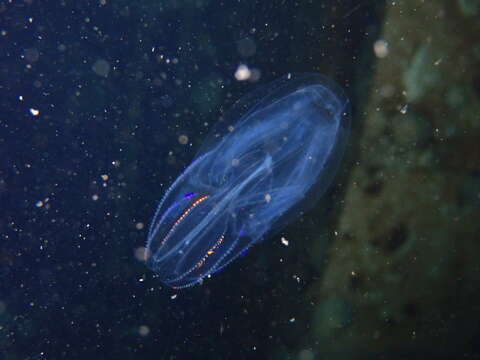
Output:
left=145, top=73, right=350, bottom=288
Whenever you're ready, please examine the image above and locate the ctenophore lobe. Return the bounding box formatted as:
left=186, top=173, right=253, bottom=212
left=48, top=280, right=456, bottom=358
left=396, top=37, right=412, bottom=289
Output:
left=145, top=73, right=350, bottom=289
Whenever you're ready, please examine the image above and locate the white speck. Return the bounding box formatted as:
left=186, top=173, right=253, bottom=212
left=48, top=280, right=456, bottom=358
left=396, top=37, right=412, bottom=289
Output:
left=138, top=325, right=150, bottom=336
left=30, top=108, right=40, bottom=116
left=373, top=39, right=389, bottom=58
left=400, top=104, right=408, bottom=114
left=178, top=135, right=189, bottom=145
left=281, top=237, right=289, bottom=246
left=234, top=64, right=251, bottom=81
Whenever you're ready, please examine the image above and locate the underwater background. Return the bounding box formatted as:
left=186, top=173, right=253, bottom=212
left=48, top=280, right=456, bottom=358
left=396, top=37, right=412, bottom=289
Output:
left=1, top=0, right=479, bottom=359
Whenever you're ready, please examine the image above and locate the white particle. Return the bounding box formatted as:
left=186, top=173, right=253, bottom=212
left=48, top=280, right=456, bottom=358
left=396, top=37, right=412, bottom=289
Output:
left=138, top=325, right=150, bottom=336
left=178, top=135, right=189, bottom=145
left=373, top=39, right=389, bottom=58
left=234, top=64, right=251, bottom=81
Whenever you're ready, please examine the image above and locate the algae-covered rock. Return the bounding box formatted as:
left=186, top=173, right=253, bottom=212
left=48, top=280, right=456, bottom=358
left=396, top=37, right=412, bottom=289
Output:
left=304, top=1, right=480, bottom=358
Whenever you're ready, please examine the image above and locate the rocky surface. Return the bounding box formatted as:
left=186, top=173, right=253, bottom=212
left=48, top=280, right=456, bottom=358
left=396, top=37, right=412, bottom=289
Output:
left=305, top=1, right=480, bottom=358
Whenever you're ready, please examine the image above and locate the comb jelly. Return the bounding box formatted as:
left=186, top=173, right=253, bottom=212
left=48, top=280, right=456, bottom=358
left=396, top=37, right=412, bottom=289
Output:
left=145, top=73, right=350, bottom=288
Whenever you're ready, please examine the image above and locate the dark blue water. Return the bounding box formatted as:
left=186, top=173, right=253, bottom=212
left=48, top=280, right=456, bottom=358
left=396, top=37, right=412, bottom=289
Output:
left=0, top=1, right=389, bottom=359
